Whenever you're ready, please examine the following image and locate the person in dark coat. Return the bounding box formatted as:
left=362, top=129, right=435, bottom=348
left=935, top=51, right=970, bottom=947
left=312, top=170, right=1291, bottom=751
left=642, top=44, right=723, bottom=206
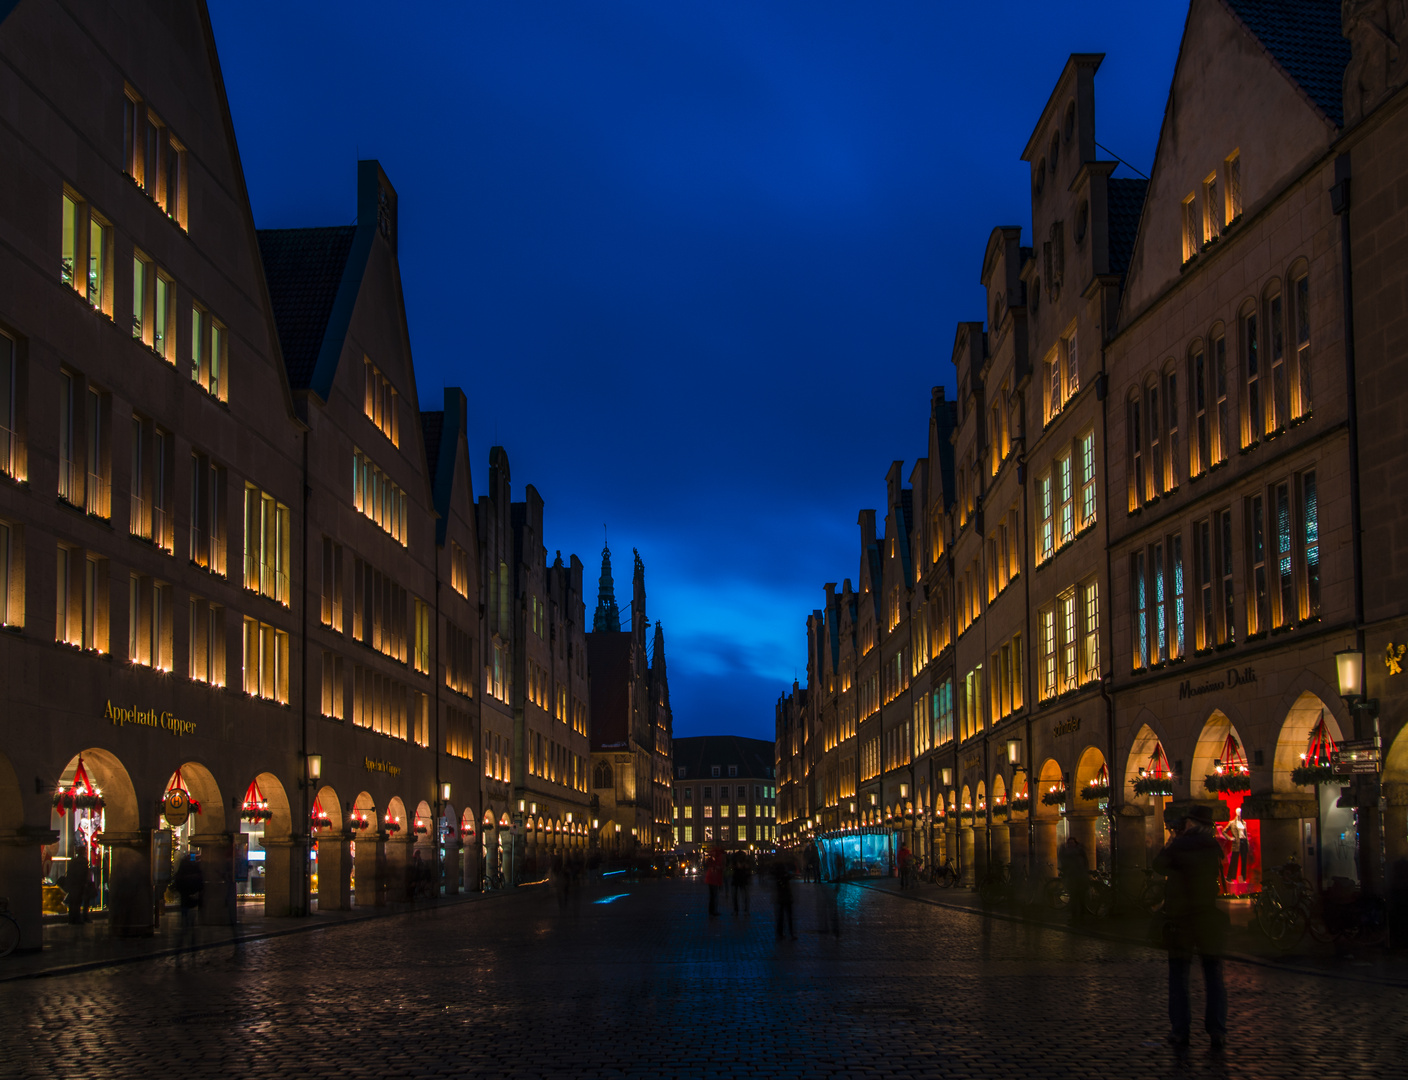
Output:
left=1154, top=804, right=1229, bottom=1054
left=772, top=855, right=796, bottom=940
left=1057, top=835, right=1089, bottom=924
left=63, top=850, right=92, bottom=925
left=731, top=851, right=751, bottom=915
left=173, top=852, right=204, bottom=951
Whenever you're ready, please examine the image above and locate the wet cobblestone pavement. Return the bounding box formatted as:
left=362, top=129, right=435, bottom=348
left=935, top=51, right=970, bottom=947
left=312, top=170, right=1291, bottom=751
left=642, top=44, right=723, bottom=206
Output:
left=1, top=879, right=1403, bottom=1078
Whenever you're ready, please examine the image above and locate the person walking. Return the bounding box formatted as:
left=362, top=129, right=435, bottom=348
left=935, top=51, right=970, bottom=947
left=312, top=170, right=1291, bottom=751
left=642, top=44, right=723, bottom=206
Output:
left=731, top=851, right=751, bottom=915
left=1154, top=805, right=1228, bottom=1055
left=173, top=852, right=204, bottom=954
left=772, top=855, right=796, bottom=940
left=704, top=845, right=724, bottom=917
left=63, top=849, right=92, bottom=925
left=897, top=843, right=912, bottom=890
left=1058, top=835, right=1089, bottom=924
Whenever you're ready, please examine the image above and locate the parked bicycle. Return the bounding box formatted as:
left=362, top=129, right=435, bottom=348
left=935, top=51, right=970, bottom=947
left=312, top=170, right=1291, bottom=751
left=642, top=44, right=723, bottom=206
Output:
left=0, top=897, right=19, bottom=958
left=931, top=856, right=960, bottom=888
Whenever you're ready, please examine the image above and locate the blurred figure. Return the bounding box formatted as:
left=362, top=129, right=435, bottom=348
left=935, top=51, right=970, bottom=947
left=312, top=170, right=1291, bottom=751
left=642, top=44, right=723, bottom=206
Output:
left=772, top=855, right=796, bottom=940
left=63, top=847, right=92, bottom=925
left=704, top=845, right=724, bottom=917
left=1058, top=835, right=1088, bottom=925
left=173, top=852, right=204, bottom=953
left=897, top=843, right=912, bottom=889
left=1155, top=805, right=1228, bottom=1055
left=804, top=843, right=820, bottom=884
left=731, top=851, right=752, bottom=915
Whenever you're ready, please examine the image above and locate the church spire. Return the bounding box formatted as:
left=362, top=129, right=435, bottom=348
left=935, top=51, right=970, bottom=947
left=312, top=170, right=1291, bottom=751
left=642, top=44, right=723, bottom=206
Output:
left=594, top=543, right=621, bottom=633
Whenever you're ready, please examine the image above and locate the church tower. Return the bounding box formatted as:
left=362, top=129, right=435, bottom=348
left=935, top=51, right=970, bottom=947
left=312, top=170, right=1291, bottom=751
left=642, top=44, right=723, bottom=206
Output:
left=593, top=543, right=621, bottom=633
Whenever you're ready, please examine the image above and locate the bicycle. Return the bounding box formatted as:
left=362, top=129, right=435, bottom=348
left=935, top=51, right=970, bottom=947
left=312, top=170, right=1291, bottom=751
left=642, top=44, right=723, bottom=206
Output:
left=1253, top=863, right=1314, bottom=949
left=933, top=856, right=959, bottom=888
left=978, top=863, right=1012, bottom=908
left=0, top=897, right=19, bottom=958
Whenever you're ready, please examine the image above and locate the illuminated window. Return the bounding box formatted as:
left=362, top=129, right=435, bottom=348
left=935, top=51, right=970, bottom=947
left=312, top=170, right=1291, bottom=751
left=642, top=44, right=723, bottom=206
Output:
left=352, top=448, right=408, bottom=544
left=363, top=358, right=400, bottom=445
left=242, top=484, right=290, bottom=604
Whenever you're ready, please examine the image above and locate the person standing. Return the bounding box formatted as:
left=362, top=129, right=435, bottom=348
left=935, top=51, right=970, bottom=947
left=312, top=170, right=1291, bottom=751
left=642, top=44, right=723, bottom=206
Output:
left=173, top=852, right=204, bottom=953
left=897, top=843, right=912, bottom=890
left=1154, top=805, right=1228, bottom=1055
left=704, top=845, right=724, bottom=917
left=63, top=848, right=92, bottom=925
left=1058, top=835, right=1089, bottom=924
left=731, top=851, right=751, bottom=915
left=772, top=855, right=796, bottom=940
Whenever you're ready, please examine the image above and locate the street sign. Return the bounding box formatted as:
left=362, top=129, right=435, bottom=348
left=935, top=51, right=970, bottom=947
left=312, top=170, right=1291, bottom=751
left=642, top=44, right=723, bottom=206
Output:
left=1332, top=743, right=1381, bottom=775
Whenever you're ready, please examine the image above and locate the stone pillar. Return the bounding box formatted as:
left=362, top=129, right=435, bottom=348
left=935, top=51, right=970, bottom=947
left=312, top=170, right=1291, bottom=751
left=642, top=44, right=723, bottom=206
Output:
left=1071, top=815, right=1099, bottom=870
left=1034, top=819, right=1059, bottom=879
left=193, top=832, right=236, bottom=926
left=384, top=836, right=410, bottom=903
left=1116, top=806, right=1149, bottom=869
left=991, top=822, right=1012, bottom=869
left=959, top=826, right=976, bottom=887
left=0, top=827, right=56, bottom=952
left=317, top=833, right=352, bottom=912
left=441, top=837, right=461, bottom=895
left=356, top=833, right=388, bottom=907
left=259, top=836, right=306, bottom=917
left=1241, top=792, right=1317, bottom=891
left=103, top=831, right=155, bottom=938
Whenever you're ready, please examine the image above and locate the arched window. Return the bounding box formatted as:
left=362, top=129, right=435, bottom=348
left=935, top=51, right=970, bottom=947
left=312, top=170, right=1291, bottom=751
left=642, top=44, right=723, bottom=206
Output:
left=593, top=762, right=613, bottom=790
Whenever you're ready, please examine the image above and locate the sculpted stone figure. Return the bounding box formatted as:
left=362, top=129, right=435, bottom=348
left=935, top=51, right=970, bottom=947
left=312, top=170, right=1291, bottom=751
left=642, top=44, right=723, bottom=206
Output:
left=1343, top=0, right=1407, bottom=125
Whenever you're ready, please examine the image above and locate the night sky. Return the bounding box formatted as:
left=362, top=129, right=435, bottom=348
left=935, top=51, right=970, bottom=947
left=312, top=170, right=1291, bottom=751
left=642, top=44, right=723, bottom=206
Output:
left=209, top=1, right=1187, bottom=743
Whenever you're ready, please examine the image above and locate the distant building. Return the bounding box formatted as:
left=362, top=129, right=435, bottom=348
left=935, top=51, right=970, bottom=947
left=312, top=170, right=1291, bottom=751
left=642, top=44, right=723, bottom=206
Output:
left=673, top=735, right=776, bottom=855
left=587, top=545, right=673, bottom=853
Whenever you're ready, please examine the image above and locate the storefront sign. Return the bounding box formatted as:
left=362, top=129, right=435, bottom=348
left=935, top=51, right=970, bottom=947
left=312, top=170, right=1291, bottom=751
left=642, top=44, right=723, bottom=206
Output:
left=163, top=788, right=192, bottom=828
left=1053, top=716, right=1081, bottom=737
left=962, top=755, right=981, bottom=772
left=104, top=700, right=196, bottom=737
left=1177, top=667, right=1258, bottom=700
left=364, top=757, right=401, bottom=778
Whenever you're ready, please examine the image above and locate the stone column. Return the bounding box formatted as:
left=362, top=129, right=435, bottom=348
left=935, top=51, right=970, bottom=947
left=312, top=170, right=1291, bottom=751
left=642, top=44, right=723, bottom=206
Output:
left=1034, top=818, right=1059, bottom=879
left=102, top=831, right=155, bottom=938
left=317, top=832, right=352, bottom=912
left=1116, top=805, right=1149, bottom=869
left=1007, top=816, right=1031, bottom=873
left=991, top=822, right=1012, bottom=869
left=192, top=832, right=235, bottom=926
left=441, top=836, right=461, bottom=896
left=356, top=832, right=388, bottom=907
left=0, top=826, right=57, bottom=952
left=384, top=835, right=411, bottom=903
left=259, top=835, right=307, bottom=917
left=959, top=826, right=976, bottom=887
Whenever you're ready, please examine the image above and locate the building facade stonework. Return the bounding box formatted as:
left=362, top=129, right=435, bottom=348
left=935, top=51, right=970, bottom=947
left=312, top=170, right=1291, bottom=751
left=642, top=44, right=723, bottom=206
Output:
left=778, top=1, right=1408, bottom=901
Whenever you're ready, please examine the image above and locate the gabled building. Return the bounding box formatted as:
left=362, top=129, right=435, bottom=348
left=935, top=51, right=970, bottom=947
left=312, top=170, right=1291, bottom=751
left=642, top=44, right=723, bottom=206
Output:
left=672, top=735, right=776, bottom=855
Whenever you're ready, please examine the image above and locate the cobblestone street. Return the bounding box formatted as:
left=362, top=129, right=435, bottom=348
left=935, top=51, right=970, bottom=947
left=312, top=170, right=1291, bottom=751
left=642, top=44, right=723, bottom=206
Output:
left=2, top=880, right=1404, bottom=1079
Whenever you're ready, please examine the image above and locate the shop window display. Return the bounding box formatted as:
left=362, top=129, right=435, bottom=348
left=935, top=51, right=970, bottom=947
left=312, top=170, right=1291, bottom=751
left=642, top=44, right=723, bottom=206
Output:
left=1204, top=734, right=1259, bottom=897
left=46, top=755, right=107, bottom=919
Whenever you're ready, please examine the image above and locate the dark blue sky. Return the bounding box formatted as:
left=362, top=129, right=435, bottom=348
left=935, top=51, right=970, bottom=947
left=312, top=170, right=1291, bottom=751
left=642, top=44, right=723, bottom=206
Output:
left=210, top=1, right=1187, bottom=742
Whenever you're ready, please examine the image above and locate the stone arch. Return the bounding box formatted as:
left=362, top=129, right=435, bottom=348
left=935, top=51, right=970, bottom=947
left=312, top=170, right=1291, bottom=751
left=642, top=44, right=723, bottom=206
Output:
left=384, top=795, right=407, bottom=834
left=253, top=772, right=292, bottom=842
left=1036, top=757, right=1065, bottom=820
left=316, top=784, right=345, bottom=832
left=58, top=748, right=139, bottom=835
left=1124, top=721, right=1167, bottom=802
left=483, top=807, right=495, bottom=826
left=1074, top=745, right=1108, bottom=801
left=975, top=780, right=986, bottom=812
left=1272, top=691, right=1346, bottom=793
left=991, top=773, right=1007, bottom=804
left=413, top=799, right=433, bottom=842
left=960, top=784, right=972, bottom=813
left=52, top=750, right=141, bottom=932
left=170, top=761, right=226, bottom=835
left=1192, top=710, right=1243, bottom=797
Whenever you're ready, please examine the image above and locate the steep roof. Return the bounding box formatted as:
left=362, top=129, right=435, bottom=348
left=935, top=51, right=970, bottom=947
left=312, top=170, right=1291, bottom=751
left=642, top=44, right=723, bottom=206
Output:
left=1107, top=178, right=1148, bottom=279
left=673, top=735, right=776, bottom=780
left=1225, top=0, right=1351, bottom=128
left=256, top=226, right=357, bottom=389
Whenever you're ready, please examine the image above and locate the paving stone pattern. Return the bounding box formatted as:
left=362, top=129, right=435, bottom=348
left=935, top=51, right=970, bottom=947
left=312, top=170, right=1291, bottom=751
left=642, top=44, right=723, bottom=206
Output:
left=0, top=880, right=1403, bottom=1079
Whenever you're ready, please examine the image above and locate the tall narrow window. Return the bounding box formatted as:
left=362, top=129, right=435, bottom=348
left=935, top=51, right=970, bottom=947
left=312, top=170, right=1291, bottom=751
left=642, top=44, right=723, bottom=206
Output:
left=1220, top=509, right=1236, bottom=644
left=1268, top=290, right=1287, bottom=432
left=1038, top=472, right=1054, bottom=561
left=85, top=387, right=108, bottom=518
left=1275, top=481, right=1293, bottom=627
left=1248, top=494, right=1268, bottom=635
left=1040, top=606, right=1056, bottom=699
left=1302, top=471, right=1320, bottom=619
left=1225, top=152, right=1242, bottom=221
left=1079, top=430, right=1097, bottom=529
left=1170, top=534, right=1185, bottom=659
left=1147, top=381, right=1162, bottom=497
left=1132, top=552, right=1148, bottom=670
left=1292, top=273, right=1312, bottom=418
left=61, top=193, right=79, bottom=288
left=1212, top=333, right=1229, bottom=464
left=1164, top=365, right=1179, bottom=489
left=1057, top=452, right=1074, bottom=545
left=87, top=214, right=108, bottom=312
left=56, top=545, right=71, bottom=645
left=210, top=322, right=224, bottom=402
left=1064, top=331, right=1079, bottom=396
left=1060, top=590, right=1077, bottom=690
left=1197, top=519, right=1214, bottom=650
left=1202, top=173, right=1220, bottom=241
left=151, top=427, right=170, bottom=551
left=1081, top=580, right=1099, bottom=682
left=123, top=92, right=140, bottom=179
left=1182, top=195, right=1198, bottom=262
left=1242, top=309, right=1261, bottom=444
left=1128, top=395, right=1143, bottom=510
left=1191, top=346, right=1208, bottom=474
left=153, top=273, right=171, bottom=361
left=191, top=306, right=205, bottom=385
left=132, top=254, right=147, bottom=341
left=0, top=520, right=12, bottom=627
left=0, top=330, right=14, bottom=479
left=130, top=417, right=147, bottom=540
left=1152, top=540, right=1166, bottom=665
